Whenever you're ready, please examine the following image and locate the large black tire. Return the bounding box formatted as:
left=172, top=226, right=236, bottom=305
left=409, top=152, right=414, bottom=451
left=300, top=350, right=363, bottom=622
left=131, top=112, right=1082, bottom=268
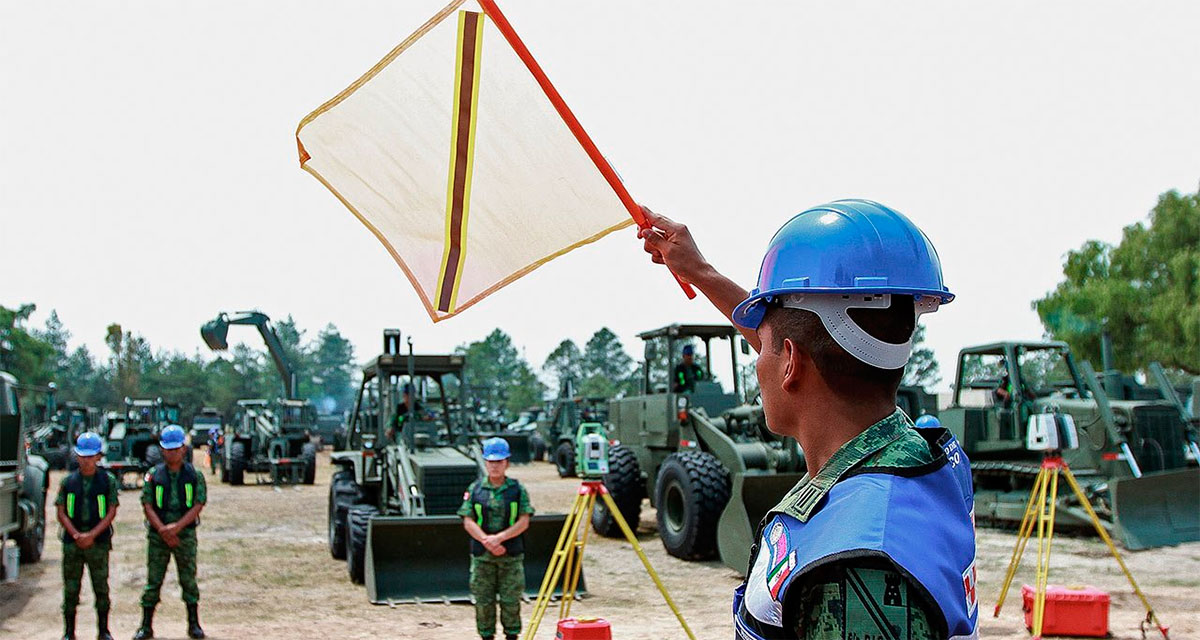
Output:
left=328, top=470, right=362, bottom=560
left=654, top=450, right=730, bottom=560
left=345, top=504, right=378, bottom=584
left=555, top=441, right=577, bottom=478
left=16, top=464, right=47, bottom=563
left=302, top=442, right=318, bottom=485
left=592, top=444, right=645, bottom=538
left=229, top=442, right=247, bottom=486
left=529, top=433, right=547, bottom=462
left=145, top=445, right=163, bottom=468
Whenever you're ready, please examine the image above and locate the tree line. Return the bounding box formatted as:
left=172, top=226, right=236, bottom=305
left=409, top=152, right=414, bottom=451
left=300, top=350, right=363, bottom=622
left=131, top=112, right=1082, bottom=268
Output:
left=0, top=308, right=358, bottom=422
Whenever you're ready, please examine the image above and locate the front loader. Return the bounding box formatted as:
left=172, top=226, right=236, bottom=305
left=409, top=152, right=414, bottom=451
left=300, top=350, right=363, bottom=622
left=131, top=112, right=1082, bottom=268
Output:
left=939, top=341, right=1199, bottom=549
left=328, top=330, right=575, bottom=603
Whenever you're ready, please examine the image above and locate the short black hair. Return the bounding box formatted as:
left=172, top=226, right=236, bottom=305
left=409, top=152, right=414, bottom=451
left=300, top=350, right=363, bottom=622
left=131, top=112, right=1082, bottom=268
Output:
left=763, top=295, right=915, bottom=401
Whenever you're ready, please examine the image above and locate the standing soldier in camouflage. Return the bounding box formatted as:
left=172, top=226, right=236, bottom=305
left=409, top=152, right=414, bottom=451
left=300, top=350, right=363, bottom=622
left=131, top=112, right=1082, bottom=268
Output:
left=458, top=438, right=534, bottom=640
left=640, top=201, right=978, bottom=639
left=56, top=432, right=118, bottom=640
left=134, top=425, right=207, bottom=640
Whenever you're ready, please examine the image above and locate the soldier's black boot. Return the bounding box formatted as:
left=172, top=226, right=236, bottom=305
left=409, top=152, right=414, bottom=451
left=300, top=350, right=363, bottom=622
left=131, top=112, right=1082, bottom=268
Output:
left=96, top=607, right=114, bottom=640
left=61, top=608, right=76, bottom=640
left=132, top=606, right=154, bottom=640
left=186, top=603, right=205, bottom=639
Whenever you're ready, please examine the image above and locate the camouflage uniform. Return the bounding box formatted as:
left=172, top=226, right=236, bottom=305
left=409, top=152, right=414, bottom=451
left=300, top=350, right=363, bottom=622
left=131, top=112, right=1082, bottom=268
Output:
left=457, top=477, right=535, bottom=639
left=140, top=465, right=207, bottom=607
left=56, top=471, right=119, bottom=614
left=772, top=411, right=943, bottom=639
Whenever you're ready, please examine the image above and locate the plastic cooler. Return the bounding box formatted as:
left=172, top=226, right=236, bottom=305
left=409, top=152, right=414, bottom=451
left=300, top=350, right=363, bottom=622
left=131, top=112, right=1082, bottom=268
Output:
left=1021, top=584, right=1109, bottom=637
left=556, top=617, right=612, bottom=640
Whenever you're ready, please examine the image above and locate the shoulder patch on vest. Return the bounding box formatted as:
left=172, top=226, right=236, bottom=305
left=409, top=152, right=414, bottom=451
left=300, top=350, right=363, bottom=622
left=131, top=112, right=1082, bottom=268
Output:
left=764, top=520, right=798, bottom=600
left=144, top=471, right=154, bottom=483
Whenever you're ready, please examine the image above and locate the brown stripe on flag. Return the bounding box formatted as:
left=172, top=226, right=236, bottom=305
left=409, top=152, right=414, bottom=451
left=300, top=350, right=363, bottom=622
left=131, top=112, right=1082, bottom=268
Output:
left=438, top=11, right=481, bottom=313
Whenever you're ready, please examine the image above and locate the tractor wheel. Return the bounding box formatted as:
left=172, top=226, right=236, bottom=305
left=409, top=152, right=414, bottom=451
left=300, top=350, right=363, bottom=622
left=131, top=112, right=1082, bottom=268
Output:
left=345, top=504, right=378, bottom=585
left=555, top=441, right=577, bottom=478
left=591, top=444, right=644, bottom=538
left=229, top=442, right=247, bottom=486
left=654, top=450, right=730, bottom=560
left=301, top=443, right=317, bottom=485
left=15, top=464, right=47, bottom=563
left=145, top=445, right=163, bottom=467
left=219, top=453, right=229, bottom=483
left=328, top=470, right=362, bottom=560
left=529, top=433, right=547, bottom=462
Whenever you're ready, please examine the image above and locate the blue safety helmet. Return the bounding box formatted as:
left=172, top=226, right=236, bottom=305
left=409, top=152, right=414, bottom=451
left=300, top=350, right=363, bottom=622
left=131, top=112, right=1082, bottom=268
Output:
left=732, top=199, right=953, bottom=331
left=681, top=344, right=695, bottom=356
left=915, top=414, right=941, bottom=428
left=482, top=437, right=511, bottom=461
left=74, top=432, right=104, bottom=457
left=160, top=424, right=187, bottom=450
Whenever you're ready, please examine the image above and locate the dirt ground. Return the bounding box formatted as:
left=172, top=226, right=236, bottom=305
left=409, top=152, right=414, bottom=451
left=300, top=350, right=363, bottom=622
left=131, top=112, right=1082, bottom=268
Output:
left=3, top=452, right=1197, bottom=639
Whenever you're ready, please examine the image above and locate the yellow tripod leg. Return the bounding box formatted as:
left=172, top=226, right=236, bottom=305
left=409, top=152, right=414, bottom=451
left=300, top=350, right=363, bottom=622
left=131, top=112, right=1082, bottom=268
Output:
left=1061, top=466, right=1169, bottom=637
left=1031, top=465, right=1052, bottom=638
left=1032, top=467, right=1060, bottom=639
left=995, top=467, right=1046, bottom=616
left=560, top=490, right=597, bottom=620
left=524, top=491, right=587, bottom=640
left=600, top=490, right=697, bottom=640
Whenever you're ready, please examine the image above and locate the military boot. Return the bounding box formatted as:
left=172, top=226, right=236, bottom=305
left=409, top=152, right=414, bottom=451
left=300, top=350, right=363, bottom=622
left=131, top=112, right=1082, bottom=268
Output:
left=97, top=607, right=114, bottom=640
left=61, top=608, right=76, bottom=640
left=132, top=606, right=154, bottom=640
left=186, top=603, right=205, bottom=639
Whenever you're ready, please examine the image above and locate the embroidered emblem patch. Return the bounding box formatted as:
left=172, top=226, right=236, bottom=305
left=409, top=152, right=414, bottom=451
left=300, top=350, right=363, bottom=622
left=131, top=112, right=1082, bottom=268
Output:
left=144, top=472, right=154, bottom=483
left=962, top=559, right=978, bottom=616
left=764, top=521, right=797, bottom=600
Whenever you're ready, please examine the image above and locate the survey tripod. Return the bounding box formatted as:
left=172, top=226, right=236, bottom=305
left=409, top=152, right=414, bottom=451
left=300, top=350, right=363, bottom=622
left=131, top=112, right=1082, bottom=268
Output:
left=993, top=454, right=1168, bottom=639
left=523, top=480, right=696, bottom=640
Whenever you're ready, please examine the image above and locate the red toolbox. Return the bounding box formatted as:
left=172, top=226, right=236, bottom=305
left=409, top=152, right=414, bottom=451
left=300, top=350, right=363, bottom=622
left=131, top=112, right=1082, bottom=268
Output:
left=556, top=617, right=612, bottom=640
left=1021, top=584, right=1110, bottom=637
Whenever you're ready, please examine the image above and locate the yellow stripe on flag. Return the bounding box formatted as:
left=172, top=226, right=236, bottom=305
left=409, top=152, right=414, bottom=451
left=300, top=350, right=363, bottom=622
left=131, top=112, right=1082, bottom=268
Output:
left=436, top=10, right=485, bottom=314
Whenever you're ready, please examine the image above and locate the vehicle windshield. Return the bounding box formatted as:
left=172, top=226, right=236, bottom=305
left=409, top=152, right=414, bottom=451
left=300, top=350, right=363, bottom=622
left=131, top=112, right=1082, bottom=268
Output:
left=1016, top=346, right=1080, bottom=397
left=957, top=353, right=1008, bottom=408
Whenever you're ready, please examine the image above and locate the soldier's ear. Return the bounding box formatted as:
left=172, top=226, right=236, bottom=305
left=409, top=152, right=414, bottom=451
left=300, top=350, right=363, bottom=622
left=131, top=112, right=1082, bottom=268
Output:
left=780, top=338, right=805, bottom=393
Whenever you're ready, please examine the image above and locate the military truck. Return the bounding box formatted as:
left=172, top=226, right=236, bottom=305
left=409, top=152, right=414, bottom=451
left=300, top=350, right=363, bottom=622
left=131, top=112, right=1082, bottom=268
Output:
left=104, top=397, right=183, bottom=489
left=189, top=407, right=223, bottom=443
left=593, top=324, right=805, bottom=574
left=28, top=397, right=103, bottom=469
left=939, top=341, right=1200, bottom=549
left=536, top=380, right=609, bottom=478
left=221, top=399, right=316, bottom=485
left=1, top=371, right=50, bottom=578
left=328, top=331, right=572, bottom=603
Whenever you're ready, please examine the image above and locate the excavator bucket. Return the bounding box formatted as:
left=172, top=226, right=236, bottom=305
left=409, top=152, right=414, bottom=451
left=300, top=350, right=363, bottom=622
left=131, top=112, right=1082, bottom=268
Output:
left=1110, top=467, right=1200, bottom=550
left=365, top=513, right=582, bottom=603
left=716, top=471, right=805, bottom=575
left=199, top=319, right=230, bottom=351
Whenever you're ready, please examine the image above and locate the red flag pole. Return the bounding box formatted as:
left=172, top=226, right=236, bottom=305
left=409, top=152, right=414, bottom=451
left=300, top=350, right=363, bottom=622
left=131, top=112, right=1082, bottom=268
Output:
left=478, top=0, right=696, bottom=300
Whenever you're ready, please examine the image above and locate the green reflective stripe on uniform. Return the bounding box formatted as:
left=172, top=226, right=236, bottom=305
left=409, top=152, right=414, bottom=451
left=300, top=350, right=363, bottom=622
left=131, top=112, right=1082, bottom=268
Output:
left=98, top=495, right=107, bottom=519
left=184, top=483, right=193, bottom=508
left=475, top=503, right=483, bottom=523
left=155, top=485, right=164, bottom=508
left=678, top=372, right=686, bottom=384
left=509, top=501, right=517, bottom=526
left=66, top=493, right=76, bottom=518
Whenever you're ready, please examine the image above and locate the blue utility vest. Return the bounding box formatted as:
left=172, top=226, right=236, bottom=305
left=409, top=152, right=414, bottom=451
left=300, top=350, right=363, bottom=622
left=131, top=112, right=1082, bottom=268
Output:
left=734, top=427, right=979, bottom=640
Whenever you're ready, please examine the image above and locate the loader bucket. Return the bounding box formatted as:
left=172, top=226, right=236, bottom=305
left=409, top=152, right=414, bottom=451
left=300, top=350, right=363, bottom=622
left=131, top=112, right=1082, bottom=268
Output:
left=365, top=513, right=582, bottom=603
left=1110, top=467, right=1200, bottom=550
left=716, top=471, right=805, bottom=574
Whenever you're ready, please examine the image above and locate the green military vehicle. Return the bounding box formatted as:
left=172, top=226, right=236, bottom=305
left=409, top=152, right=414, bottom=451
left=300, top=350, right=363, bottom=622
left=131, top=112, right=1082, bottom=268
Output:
left=202, top=311, right=320, bottom=486
left=939, top=341, right=1199, bottom=549
left=537, top=380, right=608, bottom=478
left=328, top=331, right=572, bottom=603
left=189, top=407, right=223, bottom=444
left=593, top=324, right=805, bottom=574
left=0, top=371, right=50, bottom=578
left=221, top=399, right=316, bottom=485
left=104, top=397, right=183, bottom=489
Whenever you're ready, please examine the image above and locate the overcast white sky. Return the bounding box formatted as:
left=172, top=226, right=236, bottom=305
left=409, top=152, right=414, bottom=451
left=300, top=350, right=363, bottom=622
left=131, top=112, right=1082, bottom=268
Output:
left=2, top=1, right=1197, bottom=393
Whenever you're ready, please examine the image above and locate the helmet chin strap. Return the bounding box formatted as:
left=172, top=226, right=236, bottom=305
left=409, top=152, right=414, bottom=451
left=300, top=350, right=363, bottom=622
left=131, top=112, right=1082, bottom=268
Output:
left=779, top=294, right=939, bottom=370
